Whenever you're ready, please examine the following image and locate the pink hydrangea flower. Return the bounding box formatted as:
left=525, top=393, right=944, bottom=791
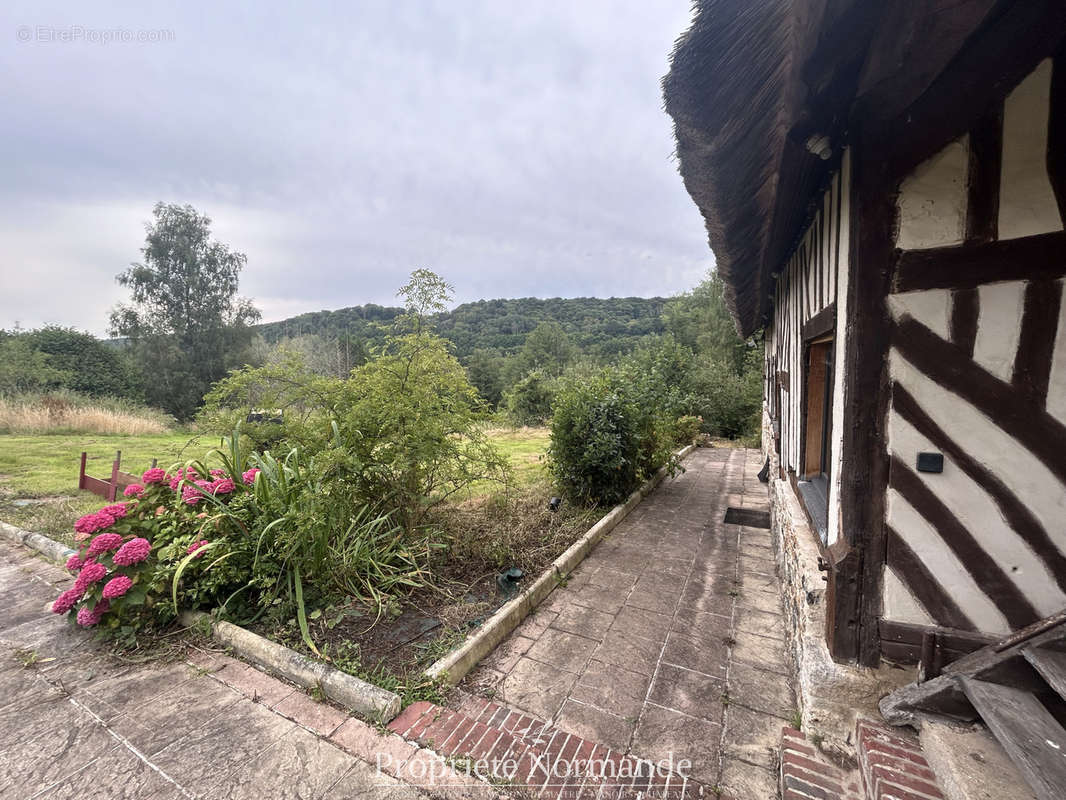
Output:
left=87, top=533, right=124, bottom=556
left=100, top=503, right=129, bottom=520
left=112, top=537, right=151, bottom=565
left=210, top=469, right=226, bottom=477
left=141, top=467, right=167, bottom=484
left=74, top=511, right=110, bottom=535
left=65, top=554, right=85, bottom=573
left=242, top=468, right=260, bottom=486
left=52, top=587, right=83, bottom=615
left=211, top=478, right=236, bottom=495
left=101, top=575, right=133, bottom=599
left=76, top=600, right=109, bottom=627
left=169, top=467, right=189, bottom=490
left=182, top=484, right=204, bottom=505
left=186, top=540, right=209, bottom=558
left=73, top=561, right=107, bottom=592
left=123, top=483, right=145, bottom=498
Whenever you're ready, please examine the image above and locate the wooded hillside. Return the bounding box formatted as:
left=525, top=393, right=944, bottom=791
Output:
left=254, top=296, right=667, bottom=359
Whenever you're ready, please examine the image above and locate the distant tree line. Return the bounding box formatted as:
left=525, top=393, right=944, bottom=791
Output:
left=3, top=201, right=760, bottom=438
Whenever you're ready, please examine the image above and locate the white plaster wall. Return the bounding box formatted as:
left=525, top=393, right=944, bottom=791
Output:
left=827, top=152, right=851, bottom=547
left=887, top=409, right=1066, bottom=616
left=890, top=349, right=1066, bottom=553
left=887, top=289, right=951, bottom=339
left=886, top=487, right=1011, bottom=634
left=882, top=566, right=934, bottom=626
left=1046, top=279, right=1066, bottom=426
left=973, top=281, right=1025, bottom=381
left=896, top=136, right=969, bottom=250
left=999, top=59, right=1064, bottom=240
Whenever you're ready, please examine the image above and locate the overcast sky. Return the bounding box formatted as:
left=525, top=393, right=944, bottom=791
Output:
left=0, top=1, right=711, bottom=335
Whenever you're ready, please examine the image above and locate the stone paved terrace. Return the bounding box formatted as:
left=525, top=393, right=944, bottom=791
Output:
left=0, top=538, right=484, bottom=800
left=461, top=446, right=795, bottom=797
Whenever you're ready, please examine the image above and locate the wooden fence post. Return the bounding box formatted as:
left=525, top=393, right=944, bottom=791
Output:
left=108, top=450, right=121, bottom=502
left=79, top=452, right=87, bottom=492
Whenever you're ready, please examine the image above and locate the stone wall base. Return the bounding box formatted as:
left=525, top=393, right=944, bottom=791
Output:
left=762, top=407, right=909, bottom=752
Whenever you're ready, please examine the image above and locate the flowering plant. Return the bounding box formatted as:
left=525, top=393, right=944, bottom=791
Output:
left=51, top=426, right=422, bottom=654
left=54, top=453, right=255, bottom=634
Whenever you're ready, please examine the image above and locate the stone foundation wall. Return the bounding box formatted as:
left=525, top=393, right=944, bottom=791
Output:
left=762, top=406, right=910, bottom=751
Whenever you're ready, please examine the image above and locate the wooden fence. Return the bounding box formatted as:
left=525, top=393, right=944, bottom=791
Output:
left=78, top=451, right=155, bottom=502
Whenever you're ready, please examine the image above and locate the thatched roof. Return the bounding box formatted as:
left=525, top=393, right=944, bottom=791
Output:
left=663, top=0, right=1004, bottom=336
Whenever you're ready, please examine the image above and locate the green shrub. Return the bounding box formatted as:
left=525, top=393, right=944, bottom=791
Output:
left=330, top=331, right=509, bottom=535
left=674, top=415, right=702, bottom=445
left=548, top=372, right=641, bottom=506
left=505, top=369, right=556, bottom=426
left=197, top=351, right=340, bottom=453
left=51, top=428, right=427, bottom=650
left=686, top=349, right=762, bottom=438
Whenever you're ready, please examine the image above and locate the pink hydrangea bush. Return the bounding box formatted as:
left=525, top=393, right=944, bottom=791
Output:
left=53, top=456, right=254, bottom=635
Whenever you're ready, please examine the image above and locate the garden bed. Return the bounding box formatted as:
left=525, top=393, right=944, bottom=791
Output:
left=246, top=483, right=597, bottom=702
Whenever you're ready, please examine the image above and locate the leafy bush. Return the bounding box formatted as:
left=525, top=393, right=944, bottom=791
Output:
left=0, top=336, right=71, bottom=395
left=51, top=428, right=427, bottom=649
left=197, top=352, right=339, bottom=452
left=200, top=270, right=509, bottom=538
left=505, top=369, right=556, bottom=426
left=686, top=349, right=763, bottom=438
left=548, top=372, right=642, bottom=506
left=20, top=327, right=142, bottom=399
left=674, top=415, right=703, bottom=445
left=330, top=331, right=509, bottom=535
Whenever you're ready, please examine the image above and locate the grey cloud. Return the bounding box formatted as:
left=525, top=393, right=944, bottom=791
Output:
left=0, top=1, right=710, bottom=334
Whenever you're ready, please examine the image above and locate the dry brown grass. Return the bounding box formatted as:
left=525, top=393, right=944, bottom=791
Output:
left=0, top=394, right=173, bottom=435
left=438, top=482, right=598, bottom=577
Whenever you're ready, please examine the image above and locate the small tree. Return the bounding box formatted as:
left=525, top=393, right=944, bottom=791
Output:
left=110, top=203, right=261, bottom=419
left=548, top=372, right=641, bottom=507
left=505, top=369, right=556, bottom=426
left=330, top=270, right=509, bottom=535
left=519, top=321, right=574, bottom=376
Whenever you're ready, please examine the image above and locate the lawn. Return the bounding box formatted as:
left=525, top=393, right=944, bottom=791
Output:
left=0, top=426, right=552, bottom=544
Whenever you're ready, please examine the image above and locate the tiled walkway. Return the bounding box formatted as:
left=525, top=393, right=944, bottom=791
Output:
left=0, top=539, right=437, bottom=800
left=462, top=447, right=795, bottom=796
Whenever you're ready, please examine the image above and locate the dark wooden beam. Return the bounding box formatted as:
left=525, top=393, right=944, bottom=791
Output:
left=883, top=0, right=1066, bottom=181
left=1048, top=45, right=1066, bottom=220
left=892, top=315, right=1066, bottom=485
left=1013, top=279, right=1064, bottom=406
left=893, top=384, right=1066, bottom=594
left=802, top=303, right=836, bottom=341
left=894, top=230, right=1066, bottom=292
left=880, top=618, right=997, bottom=666
left=827, top=137, right=896, bottom=667
left=966, top=107, right=1004, bottom=243
left=890, top=456, right=1040, bottom=629
left=885, top=525, right=977, bottom=632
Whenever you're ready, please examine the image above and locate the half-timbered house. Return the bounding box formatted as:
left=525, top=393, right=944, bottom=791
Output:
left=665, top=2, right=1066, bottom=791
